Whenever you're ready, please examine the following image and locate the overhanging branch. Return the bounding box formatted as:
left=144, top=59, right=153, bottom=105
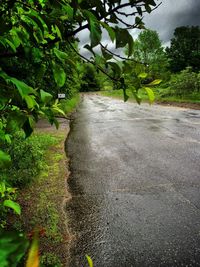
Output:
left=67, top=40, right=119, bottom=82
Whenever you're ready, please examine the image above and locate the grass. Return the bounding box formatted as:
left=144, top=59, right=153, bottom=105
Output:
left=100, top=87, right=200, bottom=105
left=59, top=94, right=80, bottom=115
left=12, top=130, right=70, bottom=266
left=8, top=94, right=80, bottom=266
left=9, top=132, right=66, bottom=265
left=100, top=88, right=150, bottom=102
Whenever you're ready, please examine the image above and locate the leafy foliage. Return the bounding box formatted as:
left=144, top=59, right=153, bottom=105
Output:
left=0, top=230, right=29, bottom=267
left=166, top=26, right=200, bottom=72
left=168, top=67, right=200, bottom=96
left=80, top=64, right=101, bottom=92
left=126, top=29, right=169, bottom=81
left=1, top=132, right=57, bottom=187
left=0, top=180, right=19, bottom=228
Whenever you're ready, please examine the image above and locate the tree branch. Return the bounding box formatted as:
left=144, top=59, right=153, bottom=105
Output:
left=66, top=40, right=119, bottom=82
left=0, top=1, right=162, bottom=57
left=115, top=16, right=133, bottom=28
left=100, top=43, right=147, bottom=65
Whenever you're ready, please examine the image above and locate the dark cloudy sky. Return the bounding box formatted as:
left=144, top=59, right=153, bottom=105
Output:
left=142, top=0, right=200, bottom=46
left=78, top=0, right=200, bottom=56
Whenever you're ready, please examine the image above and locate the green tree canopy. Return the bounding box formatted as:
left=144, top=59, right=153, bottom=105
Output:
left=166, top=26, right=200, bottom=72
left=127, top=29, right=169, bottom=80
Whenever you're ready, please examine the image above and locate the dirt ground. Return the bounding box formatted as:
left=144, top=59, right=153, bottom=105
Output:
left=156, top=101, right=200, bottom=110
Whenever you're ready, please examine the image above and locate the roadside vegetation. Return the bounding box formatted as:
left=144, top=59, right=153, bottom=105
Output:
left=0, top=0, right=199, bottom=266
left=100, top=27, right=200, bottom=106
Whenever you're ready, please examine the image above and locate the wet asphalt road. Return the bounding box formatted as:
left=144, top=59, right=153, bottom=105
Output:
left=66, top=94, right=200, bottom=267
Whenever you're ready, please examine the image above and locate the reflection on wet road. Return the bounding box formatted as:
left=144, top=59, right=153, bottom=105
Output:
left=66, top=94, right=200, bottom=266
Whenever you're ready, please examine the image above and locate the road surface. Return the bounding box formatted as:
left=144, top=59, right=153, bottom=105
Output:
left=66, top=94, right=200, bottom=267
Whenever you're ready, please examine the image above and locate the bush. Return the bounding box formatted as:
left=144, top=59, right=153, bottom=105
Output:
left=1, top=132, right=57, bottom=187
left=169, top=67, right=200, bottom=96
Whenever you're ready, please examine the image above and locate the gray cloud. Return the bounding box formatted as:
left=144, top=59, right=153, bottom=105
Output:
left=77, top=0, right=200, bottom=56
left=143, top=0, right=200, bottom=45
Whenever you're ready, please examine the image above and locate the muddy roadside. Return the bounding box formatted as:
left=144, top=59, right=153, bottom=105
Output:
left=156, top=101, right=200, bottom=110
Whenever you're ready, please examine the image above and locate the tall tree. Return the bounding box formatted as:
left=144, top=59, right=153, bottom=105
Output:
left=125, top=29, right=169, bottom=80
left=166, top=26, right=200, bottom=72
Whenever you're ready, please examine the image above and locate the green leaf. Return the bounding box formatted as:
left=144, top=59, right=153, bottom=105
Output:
left=84, top=44, right=95, bottom=57
left=55, top=25, right=62, bottom=39
left=6, top=112, right=27, bottom=134
left=9, top=78, right=35, bottom=99
left=53, top=48, right=76, bottom=68
left=40, top=90, right=53, bottom=104
left=147, top=79, right=162, bottom=86
left=28, top=116, right=35, bottom=129
left=3, top=200, right=21, bottom=215
left=0, top=230, right=29, bottom=267
left=86, top=255, right=93, bottom=267
left=138, top=72, right=148, bottom=79
left=137, top=6, right=142, bottom=16
left=62, top=4, right=74, bottom=20
left=145, top=4, right=152, bottom=13
left=83, top=10, right=102, bottom=47
left=53, top=48, right=68, bottom=62
left=100, top=22, right=115, bottom=42
left=107, top=62, right=121, bottom=78
left=115, top=28, right=133, bottom=51
left=22, top=118, right=34, bottom=137
left=101, top=47, right=113, bottom=60
left=28, top=11, right=46, bottom=33
left=4, top=39, right=17, bottom=52
left=144, top=87, right=155, bottom=104
left=24, top=95, right=37, bottom=109
left=135, top=16, right=142, bottom=25
left=52, top=61, right=66, bottom=88
left=127, top=34, right=134, bottom=57
left=131, top=88, right=142, bottom=105
left=52, top=106, right=66, bottom=117
left=149, top=0, right=157, bottom=6
left=123, top=88, right=129, bottom=102
left=0, top=150, right=11, bottom=169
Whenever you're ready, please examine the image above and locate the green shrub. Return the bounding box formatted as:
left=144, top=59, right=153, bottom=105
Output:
left=1, top=132, right=57, bottom=187
left=169, top=67, right=200, bottom=96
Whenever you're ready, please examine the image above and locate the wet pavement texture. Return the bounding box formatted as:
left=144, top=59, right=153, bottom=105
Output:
left=66, top=94, right=200, bottom=267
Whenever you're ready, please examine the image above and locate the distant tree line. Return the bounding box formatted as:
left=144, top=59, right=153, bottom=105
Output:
left=166, top=26, right=200, bottom=73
